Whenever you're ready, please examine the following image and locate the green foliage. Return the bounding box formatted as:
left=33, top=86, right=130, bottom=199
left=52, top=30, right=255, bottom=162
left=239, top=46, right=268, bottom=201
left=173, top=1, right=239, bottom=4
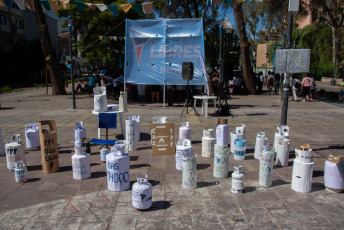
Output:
left=295, top=24, right=333, bottom=80
left=0, top=85, right=13, bottom=93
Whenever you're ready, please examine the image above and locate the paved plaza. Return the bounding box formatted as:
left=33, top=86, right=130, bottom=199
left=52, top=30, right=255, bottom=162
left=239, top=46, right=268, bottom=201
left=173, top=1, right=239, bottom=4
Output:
left=0, top=86, right=343, bottom=230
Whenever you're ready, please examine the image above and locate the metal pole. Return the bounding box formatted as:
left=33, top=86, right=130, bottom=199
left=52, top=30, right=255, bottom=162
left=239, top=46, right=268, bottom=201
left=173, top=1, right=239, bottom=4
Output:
left=69, top=23, right=76, bottom=109
left=105, top=40, right=108, bottom=69
left=280, top=11, right=293, bottom=126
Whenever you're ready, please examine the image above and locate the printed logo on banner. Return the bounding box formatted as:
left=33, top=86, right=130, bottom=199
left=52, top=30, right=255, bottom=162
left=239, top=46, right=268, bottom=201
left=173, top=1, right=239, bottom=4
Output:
left=130, top=28, right=152, bottom=66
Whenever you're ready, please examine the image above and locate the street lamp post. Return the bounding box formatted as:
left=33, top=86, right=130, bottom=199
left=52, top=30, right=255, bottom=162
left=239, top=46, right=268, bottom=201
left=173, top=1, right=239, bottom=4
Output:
left=280, top=0, right=299, bottom=126
left=68, top=22, right=76, bottom=109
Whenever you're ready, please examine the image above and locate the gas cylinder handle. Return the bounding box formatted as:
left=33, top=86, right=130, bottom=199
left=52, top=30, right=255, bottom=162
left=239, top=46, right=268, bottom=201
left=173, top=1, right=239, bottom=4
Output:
left=137, top=174, right=148, bottom=183
left=25, top=123, right=37, bottom=131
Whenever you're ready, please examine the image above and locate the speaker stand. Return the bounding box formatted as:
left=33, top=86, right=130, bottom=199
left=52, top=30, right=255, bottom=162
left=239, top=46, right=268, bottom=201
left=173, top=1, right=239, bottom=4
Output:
left=215, top=96, right=234, bottom=118
left=180, top=81, right=199, bottom=117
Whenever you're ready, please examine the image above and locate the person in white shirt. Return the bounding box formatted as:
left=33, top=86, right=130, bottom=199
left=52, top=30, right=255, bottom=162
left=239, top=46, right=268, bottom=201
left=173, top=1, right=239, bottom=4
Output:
left=292, top=75, right=301, bottom=101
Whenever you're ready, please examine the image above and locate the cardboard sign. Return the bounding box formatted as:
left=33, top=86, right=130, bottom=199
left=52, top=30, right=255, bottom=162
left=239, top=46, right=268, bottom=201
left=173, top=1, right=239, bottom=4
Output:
left=151, top=123, right=175, bottom=156
left=38, top=120, right=59, bottom=174
left=275, top=49, right=310, bottom=73
left=337, top=160, right=344, bottom=181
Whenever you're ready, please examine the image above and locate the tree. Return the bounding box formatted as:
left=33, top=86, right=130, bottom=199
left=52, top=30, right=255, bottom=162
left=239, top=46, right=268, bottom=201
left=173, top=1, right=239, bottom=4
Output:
left=305, top=0, right=344, bottom=78
left=233, top=1, right=256, bottom=94
left=33, top=0, right=66, bottom=95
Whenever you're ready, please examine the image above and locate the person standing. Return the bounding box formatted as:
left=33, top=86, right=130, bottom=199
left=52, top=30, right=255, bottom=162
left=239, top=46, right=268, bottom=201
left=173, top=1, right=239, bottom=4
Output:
left=291, top=75, right=301, bottom=101
left=267, top=71, right=274, bottom=95
left=309, top=73, right=315, bottom=101
left=257, top=71, right=264, bottom=93
left=274, top=73, right=280, bottom=95
left=301, top=73, right=311, bottom=102
left=166, top=85, right=175, bottom=106
left=151, top=85, right=160, bottom=103
left=87, top=73, right=96, bottom=97
left=339, top=78, right=344, bottom=102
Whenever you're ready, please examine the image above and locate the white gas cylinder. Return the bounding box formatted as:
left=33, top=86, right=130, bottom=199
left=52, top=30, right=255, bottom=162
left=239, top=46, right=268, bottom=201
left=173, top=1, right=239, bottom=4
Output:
left=273, top=125, right=289, bottom=151
left=111, top=140, right=127, bottom=154
left=132, top=174, right=152, bottom=210
left=25, top=123, right=40, bottom=149
left=182, top=155, right=197, bottom=189
left=179, top=122, right=191, bottom=140
left=128, top=115, right=140, bottom=141
left=100, top=145, right=111, bottom=162
left=254, top=132, right=267, bottom=160
left=216, top=124, right=229, bottom=146
left=175, top=139, right=193, bottom=170
left=230, top=130, right=244, bottom=154
left=213, top=149, right=229, bottom=178
left=259, top=145, right=274, bottom=187
left=202, top=129, right=216, bottom=158
left=106, top=150, right=130, bottom=191
left=291, top=158, right=314, bottom=193
left=0, top=128, right=5, bottom=156
left=275, top=139, right=290, bottom=167
left=126, top=120, right=137, bottom=151
left=5, top=134, right=26, bottom=171
left=236, top=124, right=246, bottom=139
left=14, top=161, right=28, bottom=183
left=74, top=121, right=86, bottom=148
left=72, top=147, right=91, bottom=180
left=93, top=86, right=107, bottom=112
left=232, top=166, right=244, bottom=194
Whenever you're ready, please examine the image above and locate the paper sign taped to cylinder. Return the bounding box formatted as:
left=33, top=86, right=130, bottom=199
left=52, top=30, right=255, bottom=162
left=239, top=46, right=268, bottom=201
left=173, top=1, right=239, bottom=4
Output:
left=151, top=123, right=175, bottom=155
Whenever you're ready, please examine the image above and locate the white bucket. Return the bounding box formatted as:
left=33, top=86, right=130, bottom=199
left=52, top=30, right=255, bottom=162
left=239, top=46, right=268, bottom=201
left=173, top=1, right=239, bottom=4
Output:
left=128, top=115, right=140, bottom=141
left=132, top=174, right=152, bottom=210
left=106, top=151, right=130, bottom=191
left=126, top=120, right=137, bottom=151
left=216, top=124, right=229, bottom=146
left=291, top=158, right=314, bottom=193
left=25, top=123, right=40, bottom=149
left=175, top=139, right=193, bottom=170
left=94, top=86, right=107, bottom=112
left=231, top=166, right=244, bottom=194
left=182, top=155, right=197, bottom=189
left=179, top=122, right=191, bottom=140
left=275, top=139, right=290, bottom=167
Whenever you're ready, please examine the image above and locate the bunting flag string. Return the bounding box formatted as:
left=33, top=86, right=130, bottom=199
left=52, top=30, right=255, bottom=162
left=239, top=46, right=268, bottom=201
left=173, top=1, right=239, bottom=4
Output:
left=3, top=0, right=249, bottom=16
left=98, top=35, right=125, bottom=41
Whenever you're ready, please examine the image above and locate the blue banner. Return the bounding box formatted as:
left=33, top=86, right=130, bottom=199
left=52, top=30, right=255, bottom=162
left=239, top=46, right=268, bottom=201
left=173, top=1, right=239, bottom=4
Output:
left=124, top=18, right=206, bottom=85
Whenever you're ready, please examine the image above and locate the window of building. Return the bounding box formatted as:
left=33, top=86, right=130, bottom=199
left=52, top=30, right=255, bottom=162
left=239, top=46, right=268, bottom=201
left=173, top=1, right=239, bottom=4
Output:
left=15, top=19, right=24, bottom=29
left=0, top=15, right=7, bottom=25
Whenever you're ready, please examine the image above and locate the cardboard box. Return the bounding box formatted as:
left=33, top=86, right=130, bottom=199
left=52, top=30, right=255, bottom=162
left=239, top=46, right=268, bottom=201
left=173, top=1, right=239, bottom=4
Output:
left=38, top=120, right=59, bottom=173
left=151, top=123, right=175, bottom=156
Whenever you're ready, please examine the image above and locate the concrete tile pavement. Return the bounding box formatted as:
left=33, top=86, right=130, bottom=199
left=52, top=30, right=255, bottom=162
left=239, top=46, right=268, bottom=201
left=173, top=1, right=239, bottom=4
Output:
left=0, top=88, right=343, bottom=229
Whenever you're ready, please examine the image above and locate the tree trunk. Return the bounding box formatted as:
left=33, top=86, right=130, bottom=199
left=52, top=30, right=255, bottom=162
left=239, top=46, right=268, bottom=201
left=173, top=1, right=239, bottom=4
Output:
left=33, top=0, right=67, bottom=95
left=332, top=26, right=341, bottom=79
left=233, top=1, right=256, bottom=94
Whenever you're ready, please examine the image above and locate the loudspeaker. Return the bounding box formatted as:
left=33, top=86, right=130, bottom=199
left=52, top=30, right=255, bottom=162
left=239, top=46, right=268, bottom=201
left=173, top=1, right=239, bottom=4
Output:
left=219, top=60, right=233, bottom=81
left=182, top=62, right=194, bottom=81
